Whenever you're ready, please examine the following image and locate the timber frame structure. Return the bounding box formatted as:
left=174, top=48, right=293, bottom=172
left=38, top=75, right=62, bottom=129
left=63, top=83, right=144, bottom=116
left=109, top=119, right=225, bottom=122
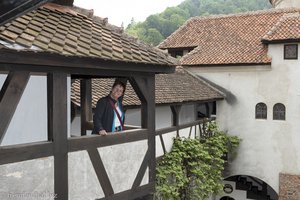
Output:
left=0, top=47, right=175, bottom=199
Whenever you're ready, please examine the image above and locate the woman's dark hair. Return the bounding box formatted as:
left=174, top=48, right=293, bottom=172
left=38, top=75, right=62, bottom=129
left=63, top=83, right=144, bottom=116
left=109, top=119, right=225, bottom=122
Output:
left=112, top=80, right=126, bottom=91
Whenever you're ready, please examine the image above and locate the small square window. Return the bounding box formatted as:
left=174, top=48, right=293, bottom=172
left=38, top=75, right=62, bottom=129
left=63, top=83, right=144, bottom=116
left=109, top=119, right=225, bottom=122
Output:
left=284, top=44, right=298, bottom=60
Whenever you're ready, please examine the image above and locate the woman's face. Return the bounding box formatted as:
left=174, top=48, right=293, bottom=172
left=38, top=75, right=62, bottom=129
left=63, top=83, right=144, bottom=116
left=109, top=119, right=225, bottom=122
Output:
left=111, top=84, right=124, bottom=100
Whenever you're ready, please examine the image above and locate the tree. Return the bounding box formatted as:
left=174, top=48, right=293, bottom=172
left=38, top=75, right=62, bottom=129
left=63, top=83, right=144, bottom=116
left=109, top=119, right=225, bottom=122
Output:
left=125, top=0, right=271, bottom=45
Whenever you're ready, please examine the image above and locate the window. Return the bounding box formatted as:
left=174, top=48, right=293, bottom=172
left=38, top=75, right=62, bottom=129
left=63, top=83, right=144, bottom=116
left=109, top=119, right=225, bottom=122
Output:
left=255, top=103, right=267, bottom=119
left=284, top=44, right=298, bottom=59
left=273, top=103, right=285, bottom=120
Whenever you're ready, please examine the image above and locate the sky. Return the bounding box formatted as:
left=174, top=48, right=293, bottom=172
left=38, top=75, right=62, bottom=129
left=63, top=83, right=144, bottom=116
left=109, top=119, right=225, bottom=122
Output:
left=74, top=0, right=184, bottom=27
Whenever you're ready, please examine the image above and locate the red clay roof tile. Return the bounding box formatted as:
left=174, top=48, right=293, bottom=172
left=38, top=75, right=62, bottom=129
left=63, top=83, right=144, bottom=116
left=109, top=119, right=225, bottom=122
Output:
left=158, top=8, right=300, bottom=66
left=71, top=67, right=224, bottom=108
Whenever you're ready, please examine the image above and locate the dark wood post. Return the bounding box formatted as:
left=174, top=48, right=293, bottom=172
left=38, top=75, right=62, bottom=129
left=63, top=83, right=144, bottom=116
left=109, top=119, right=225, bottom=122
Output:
left=170, top=105, right=181, bottom=137
left=80, top=78, right=92, bottom=135
left=205, top=102, right=210, bottom=117
left=129, top=74, right=156, bottom=199
left=48, top=72, right=68, bottom=199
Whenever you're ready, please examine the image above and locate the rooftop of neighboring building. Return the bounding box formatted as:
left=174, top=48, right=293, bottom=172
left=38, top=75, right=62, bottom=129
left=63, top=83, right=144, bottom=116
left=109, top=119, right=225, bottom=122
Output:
left=71, top=66, right=225, bottom=108
left=158, top=8, right=300, bottom=66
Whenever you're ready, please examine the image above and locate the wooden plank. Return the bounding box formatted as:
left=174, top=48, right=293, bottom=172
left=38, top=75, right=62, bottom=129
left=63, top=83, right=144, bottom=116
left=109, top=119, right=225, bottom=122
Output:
left=80, top=78, right=92, bottom=135
left=88, top=148, right=114, bottom=197
left=68, top=129, right=148, bottom=152
left=48, top=73, right=68, bottom=199
left=96, top=182, right=155, bottom=200
left=0, top=71, right=30, bottom=144
left=0, top=141, right=53, bottom=165
left=131, top=150, right=150, bottom=189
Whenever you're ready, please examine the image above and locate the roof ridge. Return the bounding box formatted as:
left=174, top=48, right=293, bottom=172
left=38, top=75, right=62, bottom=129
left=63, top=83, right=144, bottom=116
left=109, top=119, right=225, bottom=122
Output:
left=191, top=7, right=300, bottom=21
left=158, top=8, right=300, bottom=49
left=158, top=17, right=195, bottom=49
left=262, top=12, right=300, bottom=40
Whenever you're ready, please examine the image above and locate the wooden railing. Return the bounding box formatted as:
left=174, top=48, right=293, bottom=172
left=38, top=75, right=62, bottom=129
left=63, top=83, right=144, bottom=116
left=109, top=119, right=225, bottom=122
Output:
left=155, top=117, right=215, bottom=156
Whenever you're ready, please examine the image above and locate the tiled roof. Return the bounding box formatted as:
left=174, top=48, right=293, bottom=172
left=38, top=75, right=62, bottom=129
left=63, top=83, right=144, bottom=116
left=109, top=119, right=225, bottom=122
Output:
left=0, top=3, right=177, bottom=66
left=262, top=12, right=300, bottom=42
left=71, top=67, right=224, bottom=108
left=158, top=8, right=300, bottom=66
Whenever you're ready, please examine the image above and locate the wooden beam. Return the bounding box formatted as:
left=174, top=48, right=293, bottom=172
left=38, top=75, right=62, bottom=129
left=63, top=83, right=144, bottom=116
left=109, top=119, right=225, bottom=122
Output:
left=0, top=0, right=50, bottom=26
left=0, top=49, right=175, bottom=74
left=0, top=63, right=153, bottom=78
left=68, top=129, right=148, bottom=152
left=96, top=182, right=155, bottom=200
left=0, top=141, right=53, bottom=165
left=131, top=75, right=156, bottom=188
left=0, top=71, right=30, bottom=144
left=80, top=78, right=92, bottom=135
left=48, top=72, right=68, bottom=199
left=88, top=148, right=114, bottom=197
left=131, top=150, right=150, bottom=189
left=158, top=133, right=167, bottom=155
left=155, top=118, right=215, bottom=136
left=171, top=105, right=181, bottom=137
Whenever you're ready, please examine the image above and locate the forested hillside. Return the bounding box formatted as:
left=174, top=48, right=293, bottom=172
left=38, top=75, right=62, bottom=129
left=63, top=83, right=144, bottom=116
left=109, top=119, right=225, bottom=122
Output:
left=125, top=0, right=271, bottom=45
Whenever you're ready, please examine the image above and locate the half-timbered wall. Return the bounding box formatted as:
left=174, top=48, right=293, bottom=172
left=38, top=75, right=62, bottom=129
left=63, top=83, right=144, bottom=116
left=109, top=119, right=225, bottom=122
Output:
left=0, top=69, right=157, bottom=200
left=0, top=74, right=72, bottom=146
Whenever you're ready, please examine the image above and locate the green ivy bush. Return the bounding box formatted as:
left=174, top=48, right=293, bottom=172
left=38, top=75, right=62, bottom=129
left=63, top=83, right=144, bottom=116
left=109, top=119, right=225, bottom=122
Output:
left=156, top=122, right=240, bottom=200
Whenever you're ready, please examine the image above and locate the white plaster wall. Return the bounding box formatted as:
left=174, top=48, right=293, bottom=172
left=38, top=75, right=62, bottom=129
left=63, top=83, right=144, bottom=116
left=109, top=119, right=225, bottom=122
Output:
left=273, top=0, right=300, bottom=8
left=68, top=140, right=148, bottom=200
left=188, top=43, right=300, bottom=193
left=0, top=157, right=54, bottom=200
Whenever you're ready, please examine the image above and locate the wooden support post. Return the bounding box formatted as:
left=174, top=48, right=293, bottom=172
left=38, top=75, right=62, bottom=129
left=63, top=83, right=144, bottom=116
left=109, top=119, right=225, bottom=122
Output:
left=0, top=71, right=30, bottom=144
left=130, top=74, right=156, bottom=197
left=205, top=102, right=210, bottom=117
left=48, top=72, right=68, bottom=199
left=170, top=105, right=181, bottom=137
left=80, top=78, right=92, bottom=135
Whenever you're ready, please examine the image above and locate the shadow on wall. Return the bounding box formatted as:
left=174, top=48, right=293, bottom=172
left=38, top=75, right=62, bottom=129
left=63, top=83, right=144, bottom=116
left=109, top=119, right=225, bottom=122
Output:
left=197, top=75, right=237, bottom=105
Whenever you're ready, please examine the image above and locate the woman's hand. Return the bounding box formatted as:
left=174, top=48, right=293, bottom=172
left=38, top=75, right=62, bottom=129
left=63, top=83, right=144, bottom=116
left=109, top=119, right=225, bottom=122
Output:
left=99, top=130, right=107, bottom=136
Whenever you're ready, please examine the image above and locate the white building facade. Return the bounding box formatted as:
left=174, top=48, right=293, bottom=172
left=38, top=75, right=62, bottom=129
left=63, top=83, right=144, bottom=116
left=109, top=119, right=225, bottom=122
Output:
left=158, top=0, right=300, bottom=199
